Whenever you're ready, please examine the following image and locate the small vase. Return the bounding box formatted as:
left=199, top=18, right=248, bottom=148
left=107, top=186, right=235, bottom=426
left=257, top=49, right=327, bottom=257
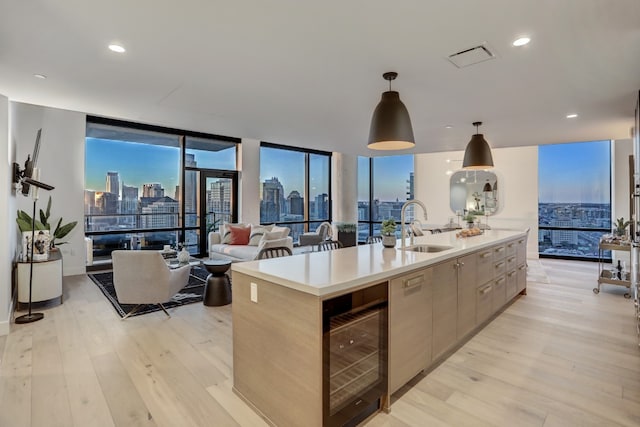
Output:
left=382, top=235, right=396, bottom=248
left=177, top=247, right=190, bottom=263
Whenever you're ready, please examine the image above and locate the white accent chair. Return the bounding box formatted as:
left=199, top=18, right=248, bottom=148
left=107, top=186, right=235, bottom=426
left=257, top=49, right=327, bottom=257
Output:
left=112, top=250, right=191, bottom=319
left=299, top=222, right=332, bottom=247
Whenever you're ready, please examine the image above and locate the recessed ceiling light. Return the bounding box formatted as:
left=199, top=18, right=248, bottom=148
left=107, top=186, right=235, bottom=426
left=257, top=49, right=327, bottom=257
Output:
left=33, top=74, right=47, bottom=79
left=108, top=44, right=126, bottom=53
left=512, top=37, right=531, bottom=47
left=566, top=113, right=578, bottom=119
left=445, top=125, right=453, bottom=129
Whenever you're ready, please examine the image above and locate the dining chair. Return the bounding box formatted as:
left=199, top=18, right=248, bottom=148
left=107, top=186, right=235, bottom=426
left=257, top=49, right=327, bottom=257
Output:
left=365, top=235, right=382, bottom=244
left=256, top=246, right=293, bottom=259
left=317, top=240, right=343, bottom=251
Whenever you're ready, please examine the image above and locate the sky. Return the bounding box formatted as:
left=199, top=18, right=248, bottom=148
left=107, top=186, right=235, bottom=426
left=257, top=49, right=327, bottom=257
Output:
left=85, top=138, right=235, bottom=193
left=87, top=138, right=413, bottom=202
left=538, top=140, right=611, bottom=203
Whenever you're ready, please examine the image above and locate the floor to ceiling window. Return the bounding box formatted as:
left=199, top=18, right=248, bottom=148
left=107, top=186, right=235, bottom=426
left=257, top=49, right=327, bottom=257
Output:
left=538, top=140, right=611, bottom=260
left=358, top=155, right=414, bottom=242
left=259, top=142, right=331, bottom=241
left=85, top=117, right=238, bottom=261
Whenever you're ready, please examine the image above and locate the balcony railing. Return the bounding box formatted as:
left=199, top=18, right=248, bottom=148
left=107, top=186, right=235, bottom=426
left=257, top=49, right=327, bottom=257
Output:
left=538, top=225, right=611, bottom=261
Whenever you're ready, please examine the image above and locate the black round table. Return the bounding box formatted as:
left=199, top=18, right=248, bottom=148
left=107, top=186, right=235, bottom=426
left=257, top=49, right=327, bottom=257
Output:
left=202, top=260, right=232, bottom=306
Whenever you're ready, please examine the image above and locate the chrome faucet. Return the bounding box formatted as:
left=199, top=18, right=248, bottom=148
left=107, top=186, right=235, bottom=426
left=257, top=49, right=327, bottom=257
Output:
left=401, top=199, right=428, bottom=249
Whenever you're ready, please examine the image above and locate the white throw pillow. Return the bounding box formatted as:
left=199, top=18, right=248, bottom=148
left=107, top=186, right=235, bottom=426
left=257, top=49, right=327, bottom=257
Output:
left=271, top=225, right=290, bottom=238
left=261, top=231, right=283, bottom=241
left=248, top=224, right=274, bottom=246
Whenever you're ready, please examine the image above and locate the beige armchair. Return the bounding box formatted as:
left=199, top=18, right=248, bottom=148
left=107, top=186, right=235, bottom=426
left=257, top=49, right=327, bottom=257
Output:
left=299, top=222, right=332, bottom=246
left=112, top=250, right=191, bottom=319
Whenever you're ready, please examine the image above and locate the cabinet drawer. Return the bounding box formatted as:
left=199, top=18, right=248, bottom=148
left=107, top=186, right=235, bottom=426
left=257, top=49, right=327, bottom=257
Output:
left=506, top=255, right=516, bottom=272
left=505, top=240, right=517, bottom=257
left=516, top=264, right=527, bottom=293
left=493, top=244, right=506, bottom=260
left=476, top=282, right=493, bottom=324
left=476, top=249, right=494, bottom=285
left=516, top=238, right=527, bottom=265
left=493, top=259, right=507, bottom=277
left=492, top=276, right=506, bottom=313
left=506, top=269, right=517, bottom=300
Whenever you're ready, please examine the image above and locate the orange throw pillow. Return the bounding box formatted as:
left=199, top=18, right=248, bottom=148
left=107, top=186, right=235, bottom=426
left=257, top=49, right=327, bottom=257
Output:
left=228, top=225, right=251, bottom=245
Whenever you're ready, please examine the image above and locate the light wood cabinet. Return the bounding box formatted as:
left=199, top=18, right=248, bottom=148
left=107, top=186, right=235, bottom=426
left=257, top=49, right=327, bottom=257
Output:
left=517, top=264, right=527, bottom=294
left=506, top=269, right=518, bottom=299
left=388, top=269, right=433, bottom=394
left=432, top=260, right=458, bottom=360
left=476, top=248, right=494, bottom=285
left=476, top=282, right=493, bottom=324
left=456, top=253, right=477, bottom=340
left=492, top=275, right=506, bottom=313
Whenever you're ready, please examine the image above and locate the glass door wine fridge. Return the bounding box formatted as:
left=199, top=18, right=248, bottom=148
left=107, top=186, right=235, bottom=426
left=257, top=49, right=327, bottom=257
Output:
left=322, top=282, right=388, bottom=427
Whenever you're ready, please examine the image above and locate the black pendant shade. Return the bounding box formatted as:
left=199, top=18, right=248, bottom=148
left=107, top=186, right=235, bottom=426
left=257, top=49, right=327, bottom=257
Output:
left=462, top=122, right=494, bottom=169
left=368, top=72, right=415, bottom=150
left=483, top=182, right=492, bottom=192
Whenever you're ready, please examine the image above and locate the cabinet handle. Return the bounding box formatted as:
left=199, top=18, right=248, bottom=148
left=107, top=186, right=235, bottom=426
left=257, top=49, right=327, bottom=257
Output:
left=480, top=285, right=492, bottom=295
left=495, top=262, right=505, bottom=269
left=508, top=243, right=514, bottom=249
left=507, top=256, right=515, bottom=263
left=519, top=265, right=527, bottom=270
left=495, top=247, right=505, bottom=253
left=518, top=239, right=524, bottom=244
left=508, top=271, right=516, bottom=277
left=481, top=251, right=492, bottom=259
left=403, top=276, right=423, bottom=289
left=495, top=277, right=505, bottom=285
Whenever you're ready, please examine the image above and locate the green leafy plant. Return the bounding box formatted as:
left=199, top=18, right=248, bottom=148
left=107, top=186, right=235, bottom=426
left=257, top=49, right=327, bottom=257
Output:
left=614, top=217, right=631, bottom=236
left=381, top=218, right=397, bottom=236
left=335, top=222, right=357, bottom=233
left=463, top=213, right=476, bottom=223
left=16, top=196, right=78, bottom=247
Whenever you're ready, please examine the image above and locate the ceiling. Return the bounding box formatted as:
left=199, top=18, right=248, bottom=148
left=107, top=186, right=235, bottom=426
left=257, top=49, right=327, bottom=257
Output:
left=1, top=0, right=639, bottom=156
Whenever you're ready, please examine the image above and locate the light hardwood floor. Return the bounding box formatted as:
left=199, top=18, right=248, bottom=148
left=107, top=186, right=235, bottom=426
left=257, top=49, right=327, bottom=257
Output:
left=0, top=259, right=638, bottom=427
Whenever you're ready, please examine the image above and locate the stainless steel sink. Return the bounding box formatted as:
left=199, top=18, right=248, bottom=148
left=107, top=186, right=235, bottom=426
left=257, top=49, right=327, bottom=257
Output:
left=406, top=244, right=453, bottom=253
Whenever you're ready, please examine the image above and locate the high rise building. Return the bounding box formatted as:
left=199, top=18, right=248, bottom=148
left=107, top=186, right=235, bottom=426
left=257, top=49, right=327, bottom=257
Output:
left=142, top=183, right=164, bottom=198
left=105, top=171, right=120, bottom=198
left=184, top=153, right=198, bottom=226
left=207, top=179, right=231, bottom=220
left=84, top=190, right=96, bottom=214
left=121, top=183, right=139, bottom=227
left=407, top=172, right=414, bottom=200
left=314, top=193, right=328, bottom=219
left=261, top=177, right=285, bottom=223
left=287, top=190, right=304, bottom=217
left=140, top=196, right=179, bottom=229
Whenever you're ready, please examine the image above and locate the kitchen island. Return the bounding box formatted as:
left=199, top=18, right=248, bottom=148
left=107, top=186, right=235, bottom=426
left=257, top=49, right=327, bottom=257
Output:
left=231, top=229, right=528, bottom=426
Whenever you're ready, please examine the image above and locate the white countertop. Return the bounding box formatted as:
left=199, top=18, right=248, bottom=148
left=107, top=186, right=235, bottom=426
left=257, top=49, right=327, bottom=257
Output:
left=231, top=229, right=527, bottom=297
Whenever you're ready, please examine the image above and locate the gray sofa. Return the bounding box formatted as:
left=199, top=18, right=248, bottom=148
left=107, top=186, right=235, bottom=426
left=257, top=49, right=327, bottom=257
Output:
left=208, top=223, right=294, bottom=262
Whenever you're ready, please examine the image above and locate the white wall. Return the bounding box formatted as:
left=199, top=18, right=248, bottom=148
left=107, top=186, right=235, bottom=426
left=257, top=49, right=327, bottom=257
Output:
left=238, top=138, right=261, bottom=224
left=0, top=95, right=13, bottom=335
left=12, top=102, right=86, bottom=276
left=332, top=152, right=358, bottom=223
left=415, top=146, right=539, bottom=257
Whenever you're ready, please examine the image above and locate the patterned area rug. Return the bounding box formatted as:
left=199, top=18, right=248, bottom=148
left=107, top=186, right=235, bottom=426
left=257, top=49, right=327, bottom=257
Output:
left=89, top=267, right=209, bottom=318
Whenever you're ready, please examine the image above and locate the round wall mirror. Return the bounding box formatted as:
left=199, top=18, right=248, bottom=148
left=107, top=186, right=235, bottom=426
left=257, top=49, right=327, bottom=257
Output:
left=450, top=170, right=499, bottom=216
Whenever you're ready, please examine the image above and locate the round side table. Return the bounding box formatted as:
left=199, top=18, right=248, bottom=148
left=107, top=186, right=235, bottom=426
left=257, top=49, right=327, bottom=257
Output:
left=202, top=260, right=232, bottom=306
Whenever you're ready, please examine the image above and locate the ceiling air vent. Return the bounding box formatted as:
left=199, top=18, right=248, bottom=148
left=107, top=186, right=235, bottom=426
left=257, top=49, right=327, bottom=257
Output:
left=447, top=44, right=496, bottom=68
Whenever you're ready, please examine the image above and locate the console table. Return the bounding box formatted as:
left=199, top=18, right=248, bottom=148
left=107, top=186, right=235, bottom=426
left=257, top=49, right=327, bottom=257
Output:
left=17, top=250, right=63, bottom=309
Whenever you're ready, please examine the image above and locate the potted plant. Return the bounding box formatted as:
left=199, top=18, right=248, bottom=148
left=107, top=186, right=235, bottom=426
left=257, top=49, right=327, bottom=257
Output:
left=16, top=196, right=77, bottom=250
left=614, top=217, right=631, bottom=237
left=463, top=213, right=476, bottom=228
left=381, top=218, right=398, bottom=248
left=336, top=222, right=357, bottom=247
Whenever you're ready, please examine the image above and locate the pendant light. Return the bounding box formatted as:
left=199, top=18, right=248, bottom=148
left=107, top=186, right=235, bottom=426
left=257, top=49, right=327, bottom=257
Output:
left=462, top=121, right=494, bottom=169
left=483, top=182, right=492, bottom=192
left=368, top=72, right=415, bottom=150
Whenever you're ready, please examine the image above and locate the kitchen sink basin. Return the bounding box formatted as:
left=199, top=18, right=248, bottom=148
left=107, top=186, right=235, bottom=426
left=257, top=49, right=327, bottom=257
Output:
left=406, top=244, right=453, bottom=253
